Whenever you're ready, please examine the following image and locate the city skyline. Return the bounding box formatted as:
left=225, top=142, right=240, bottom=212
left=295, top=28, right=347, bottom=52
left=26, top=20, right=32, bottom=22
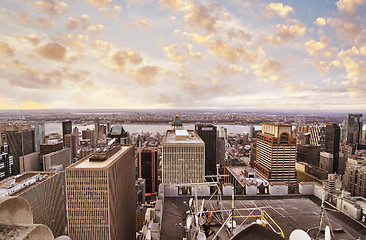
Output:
left=0, top=0, right=365, bottom=110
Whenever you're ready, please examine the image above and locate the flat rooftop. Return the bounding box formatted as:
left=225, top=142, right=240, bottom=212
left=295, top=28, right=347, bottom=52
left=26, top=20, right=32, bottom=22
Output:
left=163, top=130, right=203, bottom=144
left=226, top=166, right=266, bottom=187
left=72, top=146, right=130, bottom=169
left=0, top=172, right=56, bottom=196
left=161, top=196, right=363, bottom=240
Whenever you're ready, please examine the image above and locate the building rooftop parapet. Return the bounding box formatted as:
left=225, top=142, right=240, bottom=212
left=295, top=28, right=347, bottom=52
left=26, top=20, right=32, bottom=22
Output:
left=163, top=130, right=203, bottom=144
left=70, top=145, right=130, bottom=169
left=0, top=122, right=32, bottom=133
left=0, top=172, right=52, bottom=197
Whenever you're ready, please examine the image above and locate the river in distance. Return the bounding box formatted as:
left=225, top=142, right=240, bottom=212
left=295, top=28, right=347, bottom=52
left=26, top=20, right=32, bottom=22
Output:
left=45, top=122, right=262, bottom=136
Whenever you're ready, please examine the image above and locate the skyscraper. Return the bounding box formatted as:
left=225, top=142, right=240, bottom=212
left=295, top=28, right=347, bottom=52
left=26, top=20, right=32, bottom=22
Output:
left=95, top=117, right=100, bottom=141
left=162, top=130, right=205, bottom=184
left=0, top=123, right=35, bottom=175
left=34, top=122, right=45, bottom=152
left=343, top=157, right=366, bottom=197
left=195, top=124, right=217, bottom=176
left=347, top=114, right=363, bottom=151
left=309, top=123, right=326, bottom=151
left=82, top=128, right=96, bottom=148
left=62, top=121, right=72, bottom=146
left=64, top=133, right=78, bottom=159
left=65, top=145, right=135, bottom=240
left=254, top=123, right=297, bottom=185
left=249, top=126, right=255, bottom=139
left=296, top=144, right=320, bottom=166
left=108, top=125, right=129, bottom=144
left=325, top=123, right=340, bottom=173
left=137, top=147, right=158, bottom=194
left=1, top=171, right=67, bottom=237
left=0, top=144, right=13, bottom=180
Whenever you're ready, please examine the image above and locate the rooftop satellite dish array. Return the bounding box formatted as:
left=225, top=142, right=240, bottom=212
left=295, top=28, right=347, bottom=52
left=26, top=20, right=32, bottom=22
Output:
left=185, top=178, right=336, bottom=240
left=185, top=190, right=206, bottom=240
left=290, top=189, right=333, bottom=240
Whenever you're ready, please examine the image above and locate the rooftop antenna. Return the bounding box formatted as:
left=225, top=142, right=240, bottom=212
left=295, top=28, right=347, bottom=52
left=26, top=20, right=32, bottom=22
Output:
left=316, top=188, right=335, bottom=239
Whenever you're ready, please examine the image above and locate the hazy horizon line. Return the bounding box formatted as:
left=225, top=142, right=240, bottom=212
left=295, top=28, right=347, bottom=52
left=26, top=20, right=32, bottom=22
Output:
left=0, top=108, right=364, bottom=114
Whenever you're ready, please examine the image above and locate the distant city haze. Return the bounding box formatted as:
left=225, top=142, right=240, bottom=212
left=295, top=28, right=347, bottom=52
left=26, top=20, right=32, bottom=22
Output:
left=45, top=122, right=262, bottom=135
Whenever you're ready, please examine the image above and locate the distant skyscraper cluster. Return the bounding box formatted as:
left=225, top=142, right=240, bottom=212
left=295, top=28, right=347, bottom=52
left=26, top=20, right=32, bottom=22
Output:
left=0, top=111, right=365, bottom=239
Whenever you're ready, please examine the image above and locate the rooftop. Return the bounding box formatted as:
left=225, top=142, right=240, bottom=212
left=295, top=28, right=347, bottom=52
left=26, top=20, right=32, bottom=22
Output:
left=226, top=166, right=267, bottom=187
left=110, top=125, right=125, bottom=134
left=71, top=145, right=130, bottom=169
left=163, top=130, right=204, bottom=144
left=161, top=196, right=361, bottom=240
left=0, top=172, right=56, bottom=197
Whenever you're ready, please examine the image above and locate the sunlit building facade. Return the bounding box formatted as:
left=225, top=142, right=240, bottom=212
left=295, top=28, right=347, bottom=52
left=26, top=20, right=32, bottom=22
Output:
left=65, top=145, right=135, bottom=240
left=254, top=123, right=297, bottom=184
left=162, top=130, right=205, bottom=184
left=310, top=123, right=326, bottom=151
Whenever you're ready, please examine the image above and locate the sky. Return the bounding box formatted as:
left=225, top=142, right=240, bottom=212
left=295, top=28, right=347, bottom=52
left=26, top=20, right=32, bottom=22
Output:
left=0, top=0, right=365, bottom=110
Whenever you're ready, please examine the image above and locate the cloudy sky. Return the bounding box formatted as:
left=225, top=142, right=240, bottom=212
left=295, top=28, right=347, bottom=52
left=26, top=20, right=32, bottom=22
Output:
left=0, top=0, right=365, bottom=110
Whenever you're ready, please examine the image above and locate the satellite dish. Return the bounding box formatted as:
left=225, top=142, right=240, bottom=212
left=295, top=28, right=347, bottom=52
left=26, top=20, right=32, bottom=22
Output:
left=289, top=229, right=311, bottom=240
left=186, top=216, right=192, bottom=229
left=189, top=198, right=193, bottom=207
left=325, top=226, right=331, bottom=240
left=197, top=232, right=206, bottom=240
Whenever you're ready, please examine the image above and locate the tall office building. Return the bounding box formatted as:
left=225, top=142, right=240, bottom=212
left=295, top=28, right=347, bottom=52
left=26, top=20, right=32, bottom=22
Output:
left=34, top=122, right=45, bottom=152
left=42, top=148, right=71, bottom=171
left=82, top=128, right=96, bottom=148
left=162, top=130, right=205, bottom=184
left=319, top=152, right=334, bottom=173
left=217, top=127, right=227, bottom=166
left=347, top=114, right=363, bottom=151
left=296, top=144, right=320, bottom=166
left=62, top=121, right=72, bottom=146
left=137, top=147, right=158, bottom=194
left=0, top=144, right=13, bottom=180
left=343, top=157, right=366, bottom=197
left=309, top=123, right=326, bottom=151
left=254, top=123, right=297, bottom=185
left=340, top=120, right=347, bottom=143
left=325, top=123, right=340, bottom=173
left=64, top=133, right=78, bottom=159
left=0, top=123, right=35, bottom=175
left=66, top=145, right=135, bottom=240
left=195, top=124, right=217, bottom=176
left=95, top=117, right=100, bottom=141
left=217, top=137, right=226, bottom=166
left=0, top=171, right=66, bottom=237
left=108, top=125, right=129, bottom=144
left=249, top=126, right=255, bottom=139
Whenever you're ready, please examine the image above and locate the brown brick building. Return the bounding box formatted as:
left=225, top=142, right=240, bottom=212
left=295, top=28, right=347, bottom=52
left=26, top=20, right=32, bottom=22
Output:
left=254, top=123, right=297, bottom=185
left=65, top=145, right=136, bottom=240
